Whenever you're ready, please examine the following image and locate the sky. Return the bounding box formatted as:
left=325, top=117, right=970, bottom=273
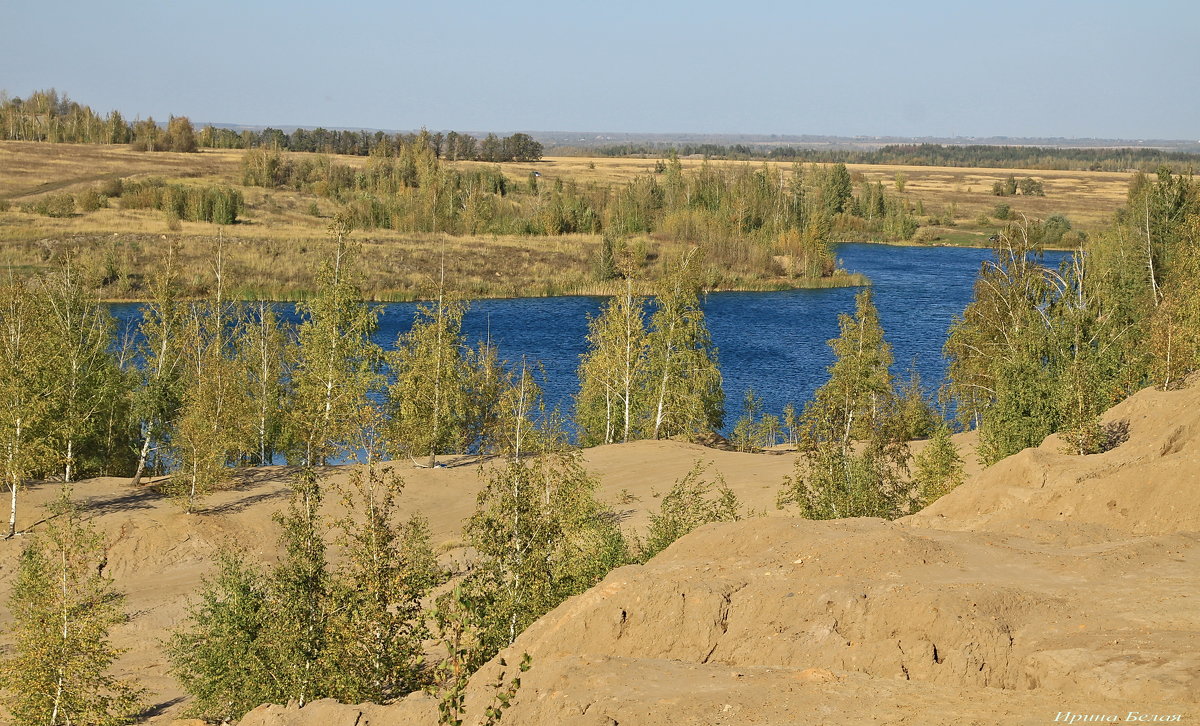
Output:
left=3, top=0, right=1198, bottom=140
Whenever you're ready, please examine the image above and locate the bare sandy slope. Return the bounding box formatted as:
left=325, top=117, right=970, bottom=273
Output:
left=238, top=381, right=1200, bottom=726
left=0, top=440, right=793, bottom=722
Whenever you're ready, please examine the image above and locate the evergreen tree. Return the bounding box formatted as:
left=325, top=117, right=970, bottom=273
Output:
left=0, top=490, right=145, bottom=726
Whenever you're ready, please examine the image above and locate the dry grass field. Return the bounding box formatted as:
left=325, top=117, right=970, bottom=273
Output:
left=0, top=141, right=1138, bottom=299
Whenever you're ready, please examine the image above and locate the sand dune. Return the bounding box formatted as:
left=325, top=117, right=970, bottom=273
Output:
left=2, top=382, right=1197, bottom=724
left=238, top=381, right=1200, bottom=726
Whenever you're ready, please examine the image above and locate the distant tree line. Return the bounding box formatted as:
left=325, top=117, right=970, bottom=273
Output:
left=0, top=89, right=542, bottom=161
left=591, top=141, right=1200, bottom=173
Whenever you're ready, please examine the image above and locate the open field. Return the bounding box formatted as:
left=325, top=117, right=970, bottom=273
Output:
left=0, top=141, right=1138, bottom=298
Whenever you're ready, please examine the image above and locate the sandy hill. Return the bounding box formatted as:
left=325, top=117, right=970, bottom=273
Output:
left=0, top=438, right=794, bottom=722
left=237, top=381, right=1200, bottom=726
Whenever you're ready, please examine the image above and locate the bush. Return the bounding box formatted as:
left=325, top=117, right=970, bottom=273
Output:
left=993, top=203, right=1012, bottom=220
left=97, top=178, right=124, bottom=197
left=640, top=461, right=741, bottom=561
left=76, top=187, right=108, bottom=213
left=31, top=193, right=76, bottom=217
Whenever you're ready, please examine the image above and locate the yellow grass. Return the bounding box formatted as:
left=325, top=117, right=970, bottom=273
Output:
left=0, top=141, right=1139, bottom=299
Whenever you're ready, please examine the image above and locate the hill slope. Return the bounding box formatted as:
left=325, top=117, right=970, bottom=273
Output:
left=241, top=381, right=1200, bottom=725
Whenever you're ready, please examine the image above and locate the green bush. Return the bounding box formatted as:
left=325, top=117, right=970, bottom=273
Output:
left=31, top=193, right=76, bottom=217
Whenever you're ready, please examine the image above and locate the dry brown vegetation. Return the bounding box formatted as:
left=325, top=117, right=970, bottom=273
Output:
left=0, top=142, right=1136, bottom=299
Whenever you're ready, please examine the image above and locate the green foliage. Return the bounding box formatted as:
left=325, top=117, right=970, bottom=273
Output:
left=167, top=550, right=273, bottom=722
left=0, top=277, right=60, bottom=536
left=28, top=193, right=75, bottom=217
left=640, top=461, right=741, bottom=561
left=779, top=433, right=912, bottom=519
left=1019, top=176, right=1045, bottom=196
left=130, top=250, right=188, bottom=484
left=287, top=228, right=383, bottom=466
left=575, top=279, right=649, bottom=445
left=0, top=490, right=145, bottom=726
left=76, top=187, right=108, bottom=213
left=463, top=452, right=629, bottom=663
left=895, top=365, right=938, bottom=441
left=992, top=202, right=1012, bottom=220
left=39, top=264, right=132, bottom=481
left=119, top=179, right=243, bottom=224
left=388, top=294, right=472, bottom=467
left=169, top=466, right=441, bottom=720
left=644, top=254, right=724, bottom=439
left=236, top=302, right=291, bottom=466
left=912, top=424, right=965, bottom=507
left=730, top=388, right=780, bottom=451
left=779, top=289, right=912, bottom=519
left=324, top=465, right=443, bottom=702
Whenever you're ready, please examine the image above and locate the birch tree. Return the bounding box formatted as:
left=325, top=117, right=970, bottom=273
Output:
left=236, top=302, right=291, bottom=467
left=129, top=249, right=186, bottom=486
left=645, top=254, right=723, bottom=439
left=287, top=221, right=382, bottom=467
left=0, top=277, right=56, bottom=538
left=41, top=263, right=127, bottom=481
left=0, top=490, right=145, bottom=726
left=387, top=294, right=470, bottom=468
left=575, top=278, right=648, bottom=446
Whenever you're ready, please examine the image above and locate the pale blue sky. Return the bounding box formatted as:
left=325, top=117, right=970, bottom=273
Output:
left=3, top=0, right=1197, bottom=139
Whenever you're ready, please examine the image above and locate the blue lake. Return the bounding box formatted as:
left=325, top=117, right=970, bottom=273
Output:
left=111, top=243, right=1070, bottom=434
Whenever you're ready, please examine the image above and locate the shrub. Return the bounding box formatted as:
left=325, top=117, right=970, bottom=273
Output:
left=76, top=187, right=108, bottom=213
left=640, top=461, right=741, bottom=561
left=993, top=203, right=1012, bottom=220
left=31, top=193, right=76, bottom=217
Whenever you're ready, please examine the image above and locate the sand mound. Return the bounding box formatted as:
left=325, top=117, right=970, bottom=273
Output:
left=239, top=383, right=1200, bottom=726
left=241, top=516, right=1198, bottom=725
left=910, top=381, right=1200, bottom=535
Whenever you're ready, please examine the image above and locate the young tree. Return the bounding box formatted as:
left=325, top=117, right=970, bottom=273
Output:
left=639, top=461, right=741, bottom=561
left=0, top=490, right=145, bottom=726
left=166, top=550, right=273, bottom=723
left=464, top=452, right=628, bottom=662
left=575, top=278, right=648, bottom=445
left=168, top=302, right=253, bottom=511
left=0, top=277, right=56, bottom=538
left=287, top=220, right=382, bottom=466
left=40, top=263, right=128, bottom=481
left=259, top=471, right=331, bottom=707
left=490, top=359, right=560, bottom=461
left=388, top=293, right=471, bottom=468
left=645, top=253, right=724, bottom=440
left=324, top=465, right=443, bottom=702
left=912, top=423, right=965, bottom=507
left=779, top=289, right=911, bottom=519
left=236, top=302, right=291, bottom=467
left=129, top=248, right=187, bottom=486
